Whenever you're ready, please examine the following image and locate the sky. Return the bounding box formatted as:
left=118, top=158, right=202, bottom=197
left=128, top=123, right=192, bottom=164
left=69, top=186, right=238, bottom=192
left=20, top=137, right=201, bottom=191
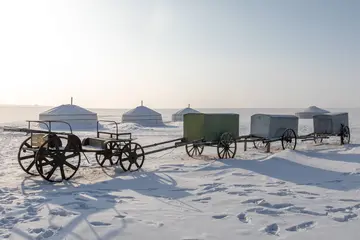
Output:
left=0, top=0, right=359, bottom=109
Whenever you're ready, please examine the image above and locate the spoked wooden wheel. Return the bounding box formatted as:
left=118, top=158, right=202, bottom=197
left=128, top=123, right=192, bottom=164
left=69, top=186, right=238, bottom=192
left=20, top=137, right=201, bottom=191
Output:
left=18, top=137, right=38, bottom=176
left=35, top=136, right=81, bottom=182
left=185, top=143, right=204, bottom=157
left=95, top=142, right=121, bottom=167
left=341, top=126, right=350, bottom=144
left=217, top=132, right=237, bottom=159
left=119, top=142, right=145, bottom=172
left=314, top=135, right=323, bottom=144
left=253, top=140, right=269, bottom=151
left=281, top=129, right=297, bottom=150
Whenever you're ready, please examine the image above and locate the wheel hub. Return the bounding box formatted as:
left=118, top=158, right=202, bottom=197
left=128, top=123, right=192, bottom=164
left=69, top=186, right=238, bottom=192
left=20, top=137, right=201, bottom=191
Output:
left=129, top=152, right=138, bottom=163
left=54, top=155, right=66, bottom=165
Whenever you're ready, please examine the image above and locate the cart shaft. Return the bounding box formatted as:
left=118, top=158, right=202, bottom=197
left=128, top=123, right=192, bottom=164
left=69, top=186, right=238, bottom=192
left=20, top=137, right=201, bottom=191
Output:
left=143, top=141, right=187, bottom=156
left=142, top=138, right=184, bottom=149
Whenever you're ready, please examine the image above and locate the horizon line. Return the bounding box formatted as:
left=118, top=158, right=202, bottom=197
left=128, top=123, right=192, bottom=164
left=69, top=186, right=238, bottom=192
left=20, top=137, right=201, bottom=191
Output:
left=0, top=104, right=358, bottom=110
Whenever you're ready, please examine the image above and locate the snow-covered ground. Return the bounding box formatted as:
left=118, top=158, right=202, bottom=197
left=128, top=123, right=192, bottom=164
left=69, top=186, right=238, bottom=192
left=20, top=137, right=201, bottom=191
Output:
left=1, top=107, right=360, bottom=239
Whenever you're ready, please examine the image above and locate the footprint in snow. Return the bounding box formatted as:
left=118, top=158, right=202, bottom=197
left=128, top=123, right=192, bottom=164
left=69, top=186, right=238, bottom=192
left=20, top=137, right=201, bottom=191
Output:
left=286, top=221, right=316, bottom=232
left=247, top=207, right=284, bottom=216
left=268, top=190, right=293, bottom=197
left=35, top=230, right=55, bottom=239
left=232, top=172, right=255, bottom=177
left=49, top=207, right=78, bottom=217
left=296, top=191, right=320, bottom=196
left=339, top=199, right=360, bottom=202
left=233, top=184, right=258, bottom=188
left=242, top=198, right=265, bottom=204
left=212, top=214, right=228, bottom=219
left=264, top=223, right=280, bottom=236
left=192, top=197, right=211, bottom=202
left=90, top=221, right=112, bottom=226
left=29, top=226, right=62, bottom=240
left=333, top=213, right=358, bottom=222
left=237, top=213, right=251, bottom=223
left=227, top=191, right=248, bottom=196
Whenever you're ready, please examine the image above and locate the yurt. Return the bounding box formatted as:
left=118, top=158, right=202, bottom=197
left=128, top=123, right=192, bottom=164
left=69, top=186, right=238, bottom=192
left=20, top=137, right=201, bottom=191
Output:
left=172, top=104, right=200, bottom=122
left=295, top=106, right=330, bottom=119
left=122, top=101, right=163, bottom=126
left=39, top=98, right=98, bottom=130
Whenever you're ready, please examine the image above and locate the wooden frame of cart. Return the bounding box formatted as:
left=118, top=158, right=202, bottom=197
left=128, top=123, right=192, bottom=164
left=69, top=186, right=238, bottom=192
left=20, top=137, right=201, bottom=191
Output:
left=3, top=120, right=139, bottom=183
left=297, top=112, right=350, bottom=145
left=236, top=114, right=299, bottom=153
left=3, top=112, right=351, bottom=183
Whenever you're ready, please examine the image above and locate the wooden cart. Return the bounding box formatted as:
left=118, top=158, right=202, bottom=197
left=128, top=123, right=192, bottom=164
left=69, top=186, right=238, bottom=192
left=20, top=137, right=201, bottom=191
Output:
left=237, top=114, right=299, bottom=152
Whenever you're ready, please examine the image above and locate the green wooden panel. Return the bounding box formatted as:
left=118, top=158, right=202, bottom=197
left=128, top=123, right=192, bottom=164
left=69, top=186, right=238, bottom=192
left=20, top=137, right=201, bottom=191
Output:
left=204, top=114, right=239, bottom=141
left=183, top=113, right=205, bottom=141
left=183, top=113, right=239, bottom=142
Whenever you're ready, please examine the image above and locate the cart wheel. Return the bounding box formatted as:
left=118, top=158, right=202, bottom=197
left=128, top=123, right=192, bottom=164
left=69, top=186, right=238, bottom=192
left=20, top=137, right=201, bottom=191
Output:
left=119, top=142, right=145, bottom=172
left=35, top=136, right=81, bottom=182
left=341, top=126, right=350, bottom=144
left=314, top=135, right=323, bottom=144
left=281, top=129, right=297, bottom=150
left=17, top=136, right=39, bottom=176
left=95, top=142, right=121, bottom=167
left=217, top=132, right=237, bottom=159
left=253, top=140, right=269, bottom=151
left=185, top=143, right=204, bottom=157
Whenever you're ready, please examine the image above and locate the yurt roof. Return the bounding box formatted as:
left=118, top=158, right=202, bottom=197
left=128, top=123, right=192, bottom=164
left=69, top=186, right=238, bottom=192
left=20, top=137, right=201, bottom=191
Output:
left=297, top=106, right=329, bottom=114
left=174, top=106, right=200, bottom=115
left=40, top=104, right=96, bottom=116
left=123, top=103, right=161, bottom=116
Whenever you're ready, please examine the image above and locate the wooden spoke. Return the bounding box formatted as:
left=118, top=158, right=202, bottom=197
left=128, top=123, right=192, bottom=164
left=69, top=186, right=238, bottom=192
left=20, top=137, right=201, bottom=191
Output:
left=95, top=142, right=121, bottom=167
left=253, top=140, right=269, bottom=151
left=119, top=142, right=145, bottom=172
left=217, top=132, right=237, bottom=159
left=185, top=143, right=204, bottom=158
left=314, top=135, right=323, bottom=144
left=35, top=135, right=81, bottom=183
left=17, top=136, right=39, bottom=176
left=281, top=129, right=297, bottom=150
left=341, top=126, right=350, bottom=144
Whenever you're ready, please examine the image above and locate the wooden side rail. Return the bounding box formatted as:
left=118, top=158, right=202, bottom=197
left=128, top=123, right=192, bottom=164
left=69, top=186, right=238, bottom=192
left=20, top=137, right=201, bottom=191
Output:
left=96, top=120, right=132, bottom=140
left=26, top=120, right=73, bottom=133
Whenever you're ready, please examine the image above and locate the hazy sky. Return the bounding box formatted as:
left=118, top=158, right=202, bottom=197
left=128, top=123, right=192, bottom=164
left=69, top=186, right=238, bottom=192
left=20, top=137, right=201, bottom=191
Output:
left=0, top=0, right=358, bottom=109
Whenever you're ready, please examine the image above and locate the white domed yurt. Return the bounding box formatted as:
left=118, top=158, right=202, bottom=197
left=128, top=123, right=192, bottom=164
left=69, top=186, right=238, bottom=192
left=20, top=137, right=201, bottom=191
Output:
left=39, top=98, right=98, bottom=130
left=122, top=101, right=163, bottom=126
left=295, top=106, right=330, bottom=119
left=172, top=104, right=200, bottom=122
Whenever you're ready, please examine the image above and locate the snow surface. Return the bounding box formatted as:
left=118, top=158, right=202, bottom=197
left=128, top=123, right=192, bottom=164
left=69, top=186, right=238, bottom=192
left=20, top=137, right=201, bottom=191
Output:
left=0, top=107, right=360, bottom=239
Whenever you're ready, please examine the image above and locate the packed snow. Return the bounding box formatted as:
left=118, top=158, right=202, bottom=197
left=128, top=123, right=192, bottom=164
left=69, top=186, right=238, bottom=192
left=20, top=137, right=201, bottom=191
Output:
left=0, top=107, right=360, bottom=239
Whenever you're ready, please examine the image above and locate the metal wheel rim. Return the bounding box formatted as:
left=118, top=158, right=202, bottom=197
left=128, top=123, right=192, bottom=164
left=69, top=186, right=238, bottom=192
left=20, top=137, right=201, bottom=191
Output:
left=343, top=126, right=350, bottom=144
left=281, top=129, right=297, bottom=150
left=253, top=140, right=268, bottom=150
left=17, top=136, right=39, bottom=176
left=119, top=142, right=145, bottom=172
left=95, top=142, right=121, bottom=167
left=185, top=144, right=204, bottom=157
left=35, top=136, right=81, bottom=183
left=217, top=132, right=237, bottom=159
left=314, top=135, right=323, bottom=144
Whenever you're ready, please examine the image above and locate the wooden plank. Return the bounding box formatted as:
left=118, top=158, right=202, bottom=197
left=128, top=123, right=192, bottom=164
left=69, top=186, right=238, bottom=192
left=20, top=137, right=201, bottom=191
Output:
left=31, top=134, right=47, bottom=147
